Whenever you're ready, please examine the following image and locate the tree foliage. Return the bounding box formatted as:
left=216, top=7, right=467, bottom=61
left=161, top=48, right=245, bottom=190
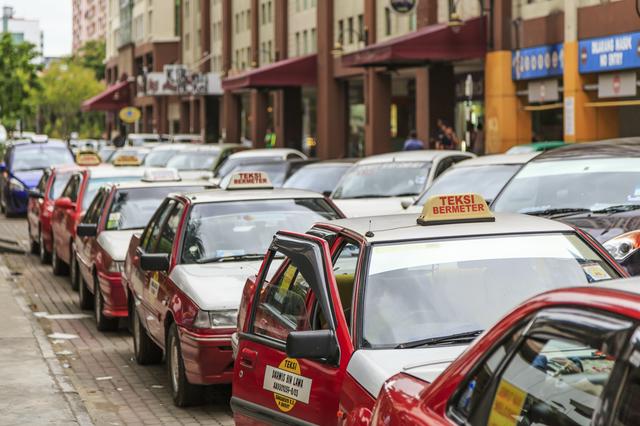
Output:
left=37, top=61, right=105, bottom=138
left=0, top=33, right=41, bottom=131
left=72, top=39, right=106, bottom=81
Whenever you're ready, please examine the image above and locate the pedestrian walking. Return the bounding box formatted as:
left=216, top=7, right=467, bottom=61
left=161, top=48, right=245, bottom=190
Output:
left=403, top=130, right=424, bottom=151
left=264, top=127, right=276, bottom=148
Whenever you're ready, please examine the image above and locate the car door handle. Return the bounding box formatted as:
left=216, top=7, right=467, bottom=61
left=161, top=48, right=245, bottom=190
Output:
left=239, top=348, right=258, bottom=369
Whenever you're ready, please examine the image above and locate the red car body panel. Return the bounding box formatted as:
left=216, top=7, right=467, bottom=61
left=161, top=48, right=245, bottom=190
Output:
left=51, top=169, right=90, bottom=265
left=370, top=286, right=640, bottom=425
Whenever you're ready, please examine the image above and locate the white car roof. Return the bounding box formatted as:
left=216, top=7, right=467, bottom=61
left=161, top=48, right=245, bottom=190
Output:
left=453, top=153, right=539, bottom=168
left=184, top=188, right=327, bottom=204
left=111, top=180, right=214, bottom=190
left=320, top=212, right=572, bottom=244
left=148, top=143, right=195, bottom=151
left=228, top=148, right=307, bottom=160
left=593, top=277, right=640, bottom=296
left=355, top=150, right=474, bottom=165
left=86, top=166, right=145, bottom=179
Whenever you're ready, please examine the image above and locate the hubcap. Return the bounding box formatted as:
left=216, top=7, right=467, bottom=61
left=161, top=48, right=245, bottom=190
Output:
left=170, top=338, right=179, bottom=392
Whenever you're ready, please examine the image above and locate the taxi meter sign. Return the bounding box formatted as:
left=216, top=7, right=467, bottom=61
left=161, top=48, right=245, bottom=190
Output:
left=418, top=193, right=494, bottom=225
left=75, top=151, right=101, bottom=166
left=113, top=155, right=141, bottom=166
left=226, top=171, right=273, bottom=190
left=263, top=358, right=312, bottom=412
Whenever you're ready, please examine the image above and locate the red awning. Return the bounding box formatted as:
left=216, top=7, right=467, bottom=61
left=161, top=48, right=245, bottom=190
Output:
left=222, top=54, right=317, bottom=91
left=81, top=81, right=131, bottom=112
left=341, top=17, right=486, bottom=67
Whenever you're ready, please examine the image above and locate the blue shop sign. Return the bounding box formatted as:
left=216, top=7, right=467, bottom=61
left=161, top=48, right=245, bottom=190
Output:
left=512, top=44, right=564, bottom=81
left=579, top=31, right=640, bottom=73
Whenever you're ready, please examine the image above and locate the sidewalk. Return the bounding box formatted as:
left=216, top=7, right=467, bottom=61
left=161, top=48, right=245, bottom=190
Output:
left=0, top=271, right=92, bottom=425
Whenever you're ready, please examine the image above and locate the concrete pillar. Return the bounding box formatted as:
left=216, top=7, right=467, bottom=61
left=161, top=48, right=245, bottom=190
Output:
left=364, top=69, right=391, bottom=155
left=251, top=90, right=269, bottom=147
left=251, top=0, right=260, bottom=67
left=200, top=0, right=211, bottom=72
left=274, top=0, right=288, bottom=60
left=415, top=68, right=430, bottom=145
left=274, top=88, right=302, bottom=148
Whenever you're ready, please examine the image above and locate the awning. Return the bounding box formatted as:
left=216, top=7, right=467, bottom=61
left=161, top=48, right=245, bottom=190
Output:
left=341, top=17, right=486, bottom=68
left=222, top=54, right=317, bottom=91
left=81, top=81, right=131, bottom=112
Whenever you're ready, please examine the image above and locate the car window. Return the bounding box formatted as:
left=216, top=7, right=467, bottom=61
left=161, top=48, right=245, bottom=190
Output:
left=144, top=200, right=176, bottom=253
left=478, top=335, right=617, bottom=426
left=140, top=199, right=169, bottom=250
left=155, top=202, right=184, bottom=255
left=36, top=172, right=49, bottom=193
left=332, top=241, right=360, bottom=328
left=10, top=146, right=74, bottom=171
left=434, top=157, right=456, bottom=178
left=332, top=161, right=431, bottom=199
left=615, top=350, right=640, bottom=425
left=62, top=175, right=81, bottom=202
left=284, top=165, right=351, bottom=194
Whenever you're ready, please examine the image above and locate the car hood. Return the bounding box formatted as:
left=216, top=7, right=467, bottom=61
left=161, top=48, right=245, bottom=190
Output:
left=97, top=229, right=139, bottom=261
left=178, top=170, right=214, bottom=181
left=169, top=261, right=263, bottom=311
left=332, top=197, right=415, bottom=218
left=347, top=346, right=468, bottom=397
left=556, top=211, right=640, bottom=243
left=12, top=169, right=44, bottom=188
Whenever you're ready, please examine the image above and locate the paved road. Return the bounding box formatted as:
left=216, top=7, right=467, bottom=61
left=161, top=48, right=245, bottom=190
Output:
left=0, top=217, right=234, bottom=426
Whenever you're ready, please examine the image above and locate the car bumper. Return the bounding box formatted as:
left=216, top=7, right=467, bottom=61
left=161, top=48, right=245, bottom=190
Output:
left=179, top=327, right=235, bottom=385
left=97, top=271, right=128, bottom=318
left=5, top=189, right=28, bottom=214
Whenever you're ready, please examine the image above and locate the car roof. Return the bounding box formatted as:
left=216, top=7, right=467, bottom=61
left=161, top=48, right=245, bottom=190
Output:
left=128, top=133, right=161, bottom=139
left=318, top=212, right=573, bottom=243
left=228, top=148, right=306, bottom=159
left=86, top=166, right=145, bottom=178
left=596, top=277, right=640, bottom=296
left=148, top=143, right=195, bottom=151
left=534, top=137, right=640, bottom=161
left=111, top=180, right=213, bottom=190
left=183, top=188, right=327, bottom=204
left=355, top=150, right=473, bottom=165
left=454, top=153, right=538, bottom=167
left=12, top=139, right=68, bottom=148
left=299, top=159, right=356, bottom=168
left=113, top=147, right=151, bottom=153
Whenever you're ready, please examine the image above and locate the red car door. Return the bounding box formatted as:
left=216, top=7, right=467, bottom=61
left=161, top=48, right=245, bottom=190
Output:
left=28, top=171, right=49, bottom=242
left=76, top=188, right=109, bottom=289
left=52, top=173, right=81, bottom=260
left=232, top=231, right=353, bottom=425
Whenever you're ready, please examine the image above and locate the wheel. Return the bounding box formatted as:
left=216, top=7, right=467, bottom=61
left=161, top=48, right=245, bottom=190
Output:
left=70, top=248, right=79, bottom=291
left=51, top=238, right=69, bottom=276
left=78, top=273, right=94, bottom=310
left=29, top=224, right=39, bottom=255
left=94, top=281, right=119, bottom=332
left=167, top=323, right=204, bottom=407
left=39, top=230, right=51, bottom=264
left=132, top=303, right=162, bottom=365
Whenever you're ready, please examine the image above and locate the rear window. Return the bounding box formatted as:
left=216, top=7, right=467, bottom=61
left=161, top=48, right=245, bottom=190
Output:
left=12, top=146, right=74, bottom=171
left=49, top=171, right=74, bottom=199
left=82, top=176, right=141, bottom=210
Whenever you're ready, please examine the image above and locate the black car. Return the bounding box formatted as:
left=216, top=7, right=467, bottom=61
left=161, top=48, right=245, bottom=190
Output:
left=492, top=138, right=640, bottom=275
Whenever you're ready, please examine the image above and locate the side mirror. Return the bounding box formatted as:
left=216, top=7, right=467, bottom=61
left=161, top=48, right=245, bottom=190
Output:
left=401, top=199, right=414, bottom=210
left=140, top=252, right=170, bottom=272
left=322, top=190, right=332, bottom=197
left=28, top=189, right=43, bottom=199
left=286, top=330, right=338, bottom=361
left=76, top=223, right=97, bottom=237
left=54, top=197, right=75, bottom=210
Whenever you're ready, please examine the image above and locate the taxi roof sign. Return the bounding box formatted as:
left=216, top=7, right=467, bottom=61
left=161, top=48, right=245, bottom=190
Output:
left=75, top=151, right=101, bottom=166
left=142, top=167, right=181, bottom=182
left=226, top=171, right=273, bottom=190
left=113, top=155, right=141, bottom=166
left=418, top=193, right=494, bottom=226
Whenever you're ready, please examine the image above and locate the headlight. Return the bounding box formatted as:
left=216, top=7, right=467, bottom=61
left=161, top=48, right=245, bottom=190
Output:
left=193, top=309, right=238, bottom=329
left=108, top=261, right=124, bottom=273
left=9, top=178, right=25, bottom=192
left=604, top=231, right=640, bottom=261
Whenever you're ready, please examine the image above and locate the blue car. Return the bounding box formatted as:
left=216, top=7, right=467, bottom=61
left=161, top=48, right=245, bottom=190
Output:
left=0, top=137, right=75, bottom=216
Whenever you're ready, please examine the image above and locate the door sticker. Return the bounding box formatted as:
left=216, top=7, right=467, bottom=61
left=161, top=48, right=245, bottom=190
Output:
left=487, top=379, right=526, bottom=426
left=107, top=212, right=121, bottom=229
left=149, top=271, right=160, bottom=297
left=263, top=358, right=312, bottom=412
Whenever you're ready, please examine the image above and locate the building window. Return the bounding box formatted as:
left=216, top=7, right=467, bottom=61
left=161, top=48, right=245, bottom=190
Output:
left=348, top=17, right=354, bottom=44
left=311, top=28, right=316, bottom=53
left=295, top=32, right=300, bottom=56
left=358, top=14, right=364, bottom=42
left=174, top=0, right=180, bottom=36
left=268, top=1, right=272, bottom=22
left=385, top=7, right=391, bottom=36
left=261, top=3, right=266, bottom=24
left=148, top=11, right=152, bottom=35
left=185, top=33, right=190, bottom=49
left=268, top=40, right=272, bottom=61
left=197, top=29, right=201, bottom=49
left=303, top=30, right=308, bottom=55
left=246, top=10, right=251, bottom=30
left=235, top=14, right=239, bottom=33
left=296, top=0, right=300, bottom=12
left=184, top=0, right=189, bottom=18
left=338, top=19, right=344, bottom=44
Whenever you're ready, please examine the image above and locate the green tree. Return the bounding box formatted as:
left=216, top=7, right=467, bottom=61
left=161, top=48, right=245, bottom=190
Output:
left=0, top=33, right=41, bottom=131
left=37, top=61, right=105, bottom=138
left=72, top=39, right=106, bottom=81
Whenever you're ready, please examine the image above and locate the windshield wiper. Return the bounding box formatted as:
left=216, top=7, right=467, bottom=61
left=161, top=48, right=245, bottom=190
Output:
left=523, top=207, right=591, bottom=218
left=591, top=204, right=640, bottom=214
left=394, top=330, right=483, bottom=349
left=195, top=253, right=265, bottom=264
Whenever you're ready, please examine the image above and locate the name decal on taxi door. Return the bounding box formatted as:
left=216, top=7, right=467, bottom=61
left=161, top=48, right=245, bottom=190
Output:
left=263, top=358, right=313, bottom=412
left=149, top=272, right=160, bottom=297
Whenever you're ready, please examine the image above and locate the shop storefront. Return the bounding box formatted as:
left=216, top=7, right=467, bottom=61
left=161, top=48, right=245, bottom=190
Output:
left=578, top=30, right=640, bottom=137
left=454, top=70, right=484, bottom=153
left=512, top=43, right=564, bottom=141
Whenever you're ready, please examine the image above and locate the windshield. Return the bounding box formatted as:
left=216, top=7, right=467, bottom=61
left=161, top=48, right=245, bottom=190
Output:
left=105, top=186, right=205, bottom=230
left=181, top=199, right=340, bottom=264
left=143, top=149, right=181, bottom=167
left=417, top=164, right=522, bottom=205
left=98, top=147, right=115, bottom=161
left=11, top=147, right=74, bottom=171
left=332, top=162, right=431, bottom=199
left=363, top=233, right=619, bottom=349
left=82, top=176, right=140, bottom=210
left=49, top=171, right=73, bottom=199
left=284, top=165, right=351, bottom=193
left=166, top=150, right=220, bottom=171
left=492, top=158, right=640, bottom=213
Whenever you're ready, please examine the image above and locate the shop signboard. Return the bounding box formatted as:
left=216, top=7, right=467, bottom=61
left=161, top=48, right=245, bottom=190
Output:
left=598, top=71, right=637, bottom=98
left=579, top=31, right=640, bottom=73
left=389, top=0, right=417, bottom=14
left=138, top=64, right=223, bottom=96
left=512, top=44, right=564, bottom=81
left=528, top=79, right=560, bottom=103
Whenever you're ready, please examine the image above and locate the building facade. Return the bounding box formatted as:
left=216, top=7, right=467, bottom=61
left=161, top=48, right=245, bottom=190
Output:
left=72, top=0, right=107, bottom=53
left=2, top=6, right=43, bottom=62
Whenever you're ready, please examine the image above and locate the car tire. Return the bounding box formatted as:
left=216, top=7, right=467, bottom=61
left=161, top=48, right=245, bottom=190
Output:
left=132, top=303, right=162, bottom=365
left=39, top=230, right=51, bottom=264
left=70, top=248, right=79, bottom=291
left=78, top=273, right=94, bottom=310
left=167, top=323, right=204, bottom=407
left=28, top=224, right=39, bottom=255
left=51, top=238, right=69, bottom=276
left=94, top=281, right=119, bottom=332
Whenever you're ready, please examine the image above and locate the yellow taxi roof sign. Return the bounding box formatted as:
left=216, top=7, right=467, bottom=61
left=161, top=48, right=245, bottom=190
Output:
left=226, top=171, right=273, bottom=190
left=75, top=151, right=101, bottom=166
left=418, top=193, right=494, bottom=226
left=113, top=155, right=141, bottom=166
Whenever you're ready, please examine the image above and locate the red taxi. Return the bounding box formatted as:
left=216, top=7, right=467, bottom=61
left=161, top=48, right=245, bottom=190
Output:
left=73, top=168, right=213, bottom=331
left=123, top=172, right=344, bottom=406
left=372, top=278, right=640, bottom=425
left=50, top=165, right=144, bottom=281
left=231, top=193, right=626, bottom=425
